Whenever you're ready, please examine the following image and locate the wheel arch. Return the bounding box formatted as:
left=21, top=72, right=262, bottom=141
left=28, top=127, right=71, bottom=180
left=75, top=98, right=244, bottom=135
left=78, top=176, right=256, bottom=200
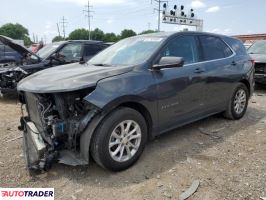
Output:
left=239, top=79, right=251, bottom=97
left=80, top=97, right=155, bottom=164
left=118, top=101, right=153, bottom=140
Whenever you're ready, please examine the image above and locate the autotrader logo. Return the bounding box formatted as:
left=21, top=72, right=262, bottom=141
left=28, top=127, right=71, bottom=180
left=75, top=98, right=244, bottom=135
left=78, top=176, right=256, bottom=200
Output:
left=0, top=188, right=54, bottom=200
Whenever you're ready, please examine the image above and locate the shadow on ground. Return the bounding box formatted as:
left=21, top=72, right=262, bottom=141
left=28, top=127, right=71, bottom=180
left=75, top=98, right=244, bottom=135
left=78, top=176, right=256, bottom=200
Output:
left=31, top=106, right=266, bottom=188
left=0, top=93, right=18, bottom=105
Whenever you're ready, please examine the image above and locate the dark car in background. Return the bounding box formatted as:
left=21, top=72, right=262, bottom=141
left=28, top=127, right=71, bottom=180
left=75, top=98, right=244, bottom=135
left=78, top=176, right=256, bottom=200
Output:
left=0, top=41, right=22, bottom=66
left=248, top=40, right=266, bottom=84
left=0, top=35, right=109, bottom=95
left=17, top=32, right=254, bottom=173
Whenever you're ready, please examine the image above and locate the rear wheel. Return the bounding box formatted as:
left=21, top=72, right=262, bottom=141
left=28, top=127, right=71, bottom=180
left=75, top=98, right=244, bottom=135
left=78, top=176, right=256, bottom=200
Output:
left=91, top=107, right=147, bottom=171
left=223, top=83, right=249, bottom=120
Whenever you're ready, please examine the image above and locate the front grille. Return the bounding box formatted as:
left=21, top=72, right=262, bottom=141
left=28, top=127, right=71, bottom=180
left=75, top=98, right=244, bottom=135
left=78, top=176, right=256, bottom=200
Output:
left=25, top=92, right=44, bottom=133
left=255, top=63, right=266, bottom=74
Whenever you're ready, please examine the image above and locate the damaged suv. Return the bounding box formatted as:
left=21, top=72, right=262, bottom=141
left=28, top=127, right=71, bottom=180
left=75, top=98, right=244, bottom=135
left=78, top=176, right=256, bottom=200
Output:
left=18, top=32, right=254, bottom=172
left=0, top=35, right=109, bottom=95
left=248, top=40, right=266, bottom=84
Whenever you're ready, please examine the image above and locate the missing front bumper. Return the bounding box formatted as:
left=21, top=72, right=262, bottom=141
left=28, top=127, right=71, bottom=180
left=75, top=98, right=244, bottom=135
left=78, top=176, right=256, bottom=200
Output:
left=22, top=120, right=58, bottom=172
left=21, top=118, right=89, bottom=173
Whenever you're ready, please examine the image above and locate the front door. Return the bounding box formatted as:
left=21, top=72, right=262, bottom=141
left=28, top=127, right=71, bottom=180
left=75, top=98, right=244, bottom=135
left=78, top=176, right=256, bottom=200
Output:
left=154, top=35, right=207, bottom=132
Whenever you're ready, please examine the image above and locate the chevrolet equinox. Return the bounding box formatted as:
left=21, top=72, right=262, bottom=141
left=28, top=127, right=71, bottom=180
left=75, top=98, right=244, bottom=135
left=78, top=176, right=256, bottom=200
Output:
left=17, top=32, right=254, bottom=172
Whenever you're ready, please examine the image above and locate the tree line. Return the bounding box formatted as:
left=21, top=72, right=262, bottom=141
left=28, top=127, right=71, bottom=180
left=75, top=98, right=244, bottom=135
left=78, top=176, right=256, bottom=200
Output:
left=0, top=23, right=157, bottom=46
left=53, top=28, right=157, bottom=42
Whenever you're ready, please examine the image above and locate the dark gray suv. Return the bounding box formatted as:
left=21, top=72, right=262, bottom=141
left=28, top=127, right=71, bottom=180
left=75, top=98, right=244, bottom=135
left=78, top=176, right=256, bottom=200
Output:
left=18, top=32, right=254, bottom=173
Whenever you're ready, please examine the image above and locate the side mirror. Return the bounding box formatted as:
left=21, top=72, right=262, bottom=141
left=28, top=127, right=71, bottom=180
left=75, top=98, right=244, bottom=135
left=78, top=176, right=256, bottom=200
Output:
left=79, top=57, right=86, bottom=64
left=153, top=56, right=184, bottom=70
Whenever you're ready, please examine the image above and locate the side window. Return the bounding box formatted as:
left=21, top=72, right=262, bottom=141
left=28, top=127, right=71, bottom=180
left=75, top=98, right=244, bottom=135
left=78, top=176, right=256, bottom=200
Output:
left=59, top=43, right=82, bottom=60
left=199, top=36, right=233, bottom=61
left=223, top=37, right=247, bottom=56
left=3, top=45, right=16, bottom=53
left=0, top=45, right=4, bottom=53
left=0, top=45, right=3, bottom=58
left=84, top=45, right=103, bottom=57
left=160, top=35, right=199, bottom=64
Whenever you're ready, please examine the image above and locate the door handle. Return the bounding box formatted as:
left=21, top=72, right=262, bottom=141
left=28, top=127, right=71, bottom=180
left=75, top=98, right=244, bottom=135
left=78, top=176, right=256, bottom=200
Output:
left=194, top=68, right=205, bottom=73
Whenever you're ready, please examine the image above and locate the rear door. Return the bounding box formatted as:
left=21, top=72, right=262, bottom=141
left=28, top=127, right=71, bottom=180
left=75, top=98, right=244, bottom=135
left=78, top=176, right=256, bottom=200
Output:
left=198, top=35, right=235, bottom=110
left=154, top=35, right=208, bottom=132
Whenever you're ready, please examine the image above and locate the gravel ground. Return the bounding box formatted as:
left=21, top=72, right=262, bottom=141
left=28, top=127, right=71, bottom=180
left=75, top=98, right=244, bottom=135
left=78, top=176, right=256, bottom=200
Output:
left=0, top=86, right=265, bottom=200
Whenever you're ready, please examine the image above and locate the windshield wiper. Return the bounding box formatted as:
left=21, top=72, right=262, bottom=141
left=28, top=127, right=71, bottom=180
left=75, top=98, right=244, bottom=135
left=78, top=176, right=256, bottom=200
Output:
left=93, top=63, right=112, bottom=67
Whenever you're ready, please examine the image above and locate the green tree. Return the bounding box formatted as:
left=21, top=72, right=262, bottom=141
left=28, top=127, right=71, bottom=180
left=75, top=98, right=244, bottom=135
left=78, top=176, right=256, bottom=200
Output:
left=139, top=30, right=158, bottom=35
left=91, top=28, right=105, bottom=41
left=23, top=35, right=32, bottom=46
left=103, top=32, right=119, bottom=42
left=0, top=23, right=31, bottom=46
left=120, top=29, right=136, bottom=39
left=52, top=36, right=64, bottom=42
left=68, top=28, right=89, bottom=40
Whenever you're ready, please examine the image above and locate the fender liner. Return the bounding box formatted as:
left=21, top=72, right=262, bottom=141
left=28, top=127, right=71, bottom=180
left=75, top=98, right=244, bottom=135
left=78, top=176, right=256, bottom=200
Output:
left=79, top=111, right=107, bottom=163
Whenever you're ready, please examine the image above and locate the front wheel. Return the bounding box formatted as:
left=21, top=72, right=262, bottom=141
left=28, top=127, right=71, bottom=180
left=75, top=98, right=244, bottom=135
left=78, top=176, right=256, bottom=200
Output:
left=223, top=83, right=249, bottom=120
left=91, top=107, right=147, bottom=171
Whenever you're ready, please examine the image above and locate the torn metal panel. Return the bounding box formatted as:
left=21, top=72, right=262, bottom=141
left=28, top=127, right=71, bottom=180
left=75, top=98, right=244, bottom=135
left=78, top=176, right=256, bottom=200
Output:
left=20, top=89, right=101, bottom=172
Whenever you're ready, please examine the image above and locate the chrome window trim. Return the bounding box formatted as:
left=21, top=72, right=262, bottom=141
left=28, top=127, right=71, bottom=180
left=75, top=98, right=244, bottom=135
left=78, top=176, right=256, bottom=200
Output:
left=150, top=36, right=237, bottom=71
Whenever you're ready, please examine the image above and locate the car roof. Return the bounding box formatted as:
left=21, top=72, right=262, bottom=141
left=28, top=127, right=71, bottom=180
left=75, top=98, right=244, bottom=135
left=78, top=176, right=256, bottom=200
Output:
left=133, top=31, right=233, bottom=39
left=52, top=40, right=105, bottom=45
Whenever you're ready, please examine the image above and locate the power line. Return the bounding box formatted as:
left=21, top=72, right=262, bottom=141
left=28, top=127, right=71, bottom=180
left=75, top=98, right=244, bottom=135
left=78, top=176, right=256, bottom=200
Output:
left=83, top=0, right=94, bottom=40
left=152, top=0, right=168, bottom=31
left=60, top=16, right=67, bottom=39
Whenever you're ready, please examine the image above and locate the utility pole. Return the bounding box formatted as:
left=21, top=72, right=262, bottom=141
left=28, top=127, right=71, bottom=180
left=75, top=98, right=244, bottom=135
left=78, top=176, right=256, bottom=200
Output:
left=56, top=23, right=61, bottom=37
left=152, top=0, right=168, bottom=31
left=83, top=1, right=94, bottom=40
left=60, top=16, right=67, bottom=39
left=32, top=33, right=35, bottom=43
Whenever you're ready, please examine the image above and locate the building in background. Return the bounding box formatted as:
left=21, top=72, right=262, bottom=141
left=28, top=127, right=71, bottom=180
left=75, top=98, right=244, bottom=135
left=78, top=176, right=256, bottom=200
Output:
left=234, top=34, right=266, bottom=49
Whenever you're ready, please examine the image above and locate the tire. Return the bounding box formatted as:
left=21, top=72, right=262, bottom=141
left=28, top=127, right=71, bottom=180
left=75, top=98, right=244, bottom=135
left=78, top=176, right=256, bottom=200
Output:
left=90, top=107, right=148, bottom=171
left=223, top=83, right=249, bottom=120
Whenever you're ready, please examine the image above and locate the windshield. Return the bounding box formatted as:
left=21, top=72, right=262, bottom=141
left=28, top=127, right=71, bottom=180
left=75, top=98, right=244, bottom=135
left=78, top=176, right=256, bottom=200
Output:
left=248, top=40, right=266, bottom=54
left=37, top=43, right=61, bottom=59
left=88, top=36, right=164, bottom=66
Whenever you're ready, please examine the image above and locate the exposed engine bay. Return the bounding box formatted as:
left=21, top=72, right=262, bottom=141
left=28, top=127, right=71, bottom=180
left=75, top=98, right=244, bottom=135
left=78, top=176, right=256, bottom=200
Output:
left=19, top=88, right=99, bottom=172
left=0, top=67, right=28, bottom=92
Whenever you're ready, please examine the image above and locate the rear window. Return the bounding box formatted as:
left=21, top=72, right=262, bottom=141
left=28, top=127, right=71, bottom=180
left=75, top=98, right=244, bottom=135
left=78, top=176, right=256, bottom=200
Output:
left=223, top=37, right=247, bottom=56
left=199, top=35, right=233, bottom=61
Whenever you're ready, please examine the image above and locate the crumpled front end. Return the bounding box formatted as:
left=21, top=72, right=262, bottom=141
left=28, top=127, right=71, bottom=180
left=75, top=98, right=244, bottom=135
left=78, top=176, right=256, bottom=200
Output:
left=0, top=67, right=28, bottom=94
left=18, top=88, right=99, bottom=172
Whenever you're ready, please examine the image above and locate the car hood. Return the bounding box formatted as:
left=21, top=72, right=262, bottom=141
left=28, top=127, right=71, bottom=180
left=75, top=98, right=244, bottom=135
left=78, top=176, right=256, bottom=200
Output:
left=0, top=35, right=40, bottom=59
left=18, top=63, right=133, bottom=93
left=249, top=53, right=266, bottom=63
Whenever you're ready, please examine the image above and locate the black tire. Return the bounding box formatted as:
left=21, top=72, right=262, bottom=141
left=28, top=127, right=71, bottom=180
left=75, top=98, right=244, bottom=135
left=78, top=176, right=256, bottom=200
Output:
left=90, top=107, right=148, bottom=171
left=223, top=83, right=249, bottom=120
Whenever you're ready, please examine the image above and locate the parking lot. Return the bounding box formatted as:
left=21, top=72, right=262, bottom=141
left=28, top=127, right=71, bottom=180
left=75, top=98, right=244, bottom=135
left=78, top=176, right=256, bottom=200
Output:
left=0, top=85, right=265, bottom=200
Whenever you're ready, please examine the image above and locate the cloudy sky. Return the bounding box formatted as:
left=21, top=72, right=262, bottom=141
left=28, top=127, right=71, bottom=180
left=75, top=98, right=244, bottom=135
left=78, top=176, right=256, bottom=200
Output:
left=0, top=0, right=265, bottom=42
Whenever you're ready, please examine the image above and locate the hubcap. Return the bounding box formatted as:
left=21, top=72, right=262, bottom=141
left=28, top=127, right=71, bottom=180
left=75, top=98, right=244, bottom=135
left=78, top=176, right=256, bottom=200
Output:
left=234, top=89, right=247, bottom=115
left=109, top=120, right=141, bottom=162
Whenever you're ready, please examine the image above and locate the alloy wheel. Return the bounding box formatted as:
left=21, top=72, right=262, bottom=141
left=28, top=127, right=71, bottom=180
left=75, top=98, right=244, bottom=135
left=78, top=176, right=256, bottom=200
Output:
left=109, top=120, right=142, bottom=162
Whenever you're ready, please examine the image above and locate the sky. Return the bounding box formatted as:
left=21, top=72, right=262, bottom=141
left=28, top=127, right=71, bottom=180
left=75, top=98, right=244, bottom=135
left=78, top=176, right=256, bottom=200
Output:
left=0, top=0, right=265, bottom=43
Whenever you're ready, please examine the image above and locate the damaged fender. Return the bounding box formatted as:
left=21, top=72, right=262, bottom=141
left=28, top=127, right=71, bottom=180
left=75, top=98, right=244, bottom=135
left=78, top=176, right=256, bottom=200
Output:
left=79, top=71, right=159, bottom=162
